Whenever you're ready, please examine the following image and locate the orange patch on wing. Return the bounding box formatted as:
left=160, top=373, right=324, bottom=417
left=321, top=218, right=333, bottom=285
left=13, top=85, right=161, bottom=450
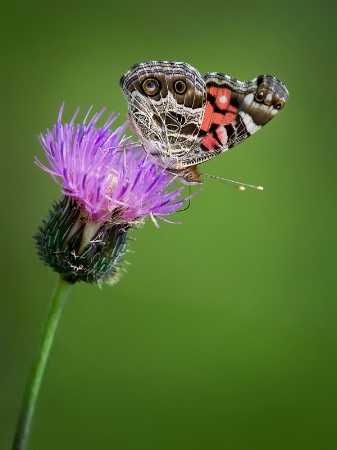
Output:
left=201, top=133, right=220, bottom=151
left=212, top=112, right=228, bottom=125
left=201, top=87, right=238, bottom=133
left=201, top=107, right=237, bottom=132
left=208, top=86, right=218, bottom=96
left=200, top=101, right=214, bottom=132
left=222, top=111, right=237, bottom=125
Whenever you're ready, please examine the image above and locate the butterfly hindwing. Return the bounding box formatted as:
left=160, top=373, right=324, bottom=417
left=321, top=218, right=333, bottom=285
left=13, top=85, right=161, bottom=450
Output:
left=120, top=61, right=206, bottom=166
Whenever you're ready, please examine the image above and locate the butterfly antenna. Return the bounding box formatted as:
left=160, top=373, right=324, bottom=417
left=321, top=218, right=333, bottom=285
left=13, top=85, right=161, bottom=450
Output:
left=201, top=172, right=264, bottom=191
left=104, top=141, right=143, bottom=152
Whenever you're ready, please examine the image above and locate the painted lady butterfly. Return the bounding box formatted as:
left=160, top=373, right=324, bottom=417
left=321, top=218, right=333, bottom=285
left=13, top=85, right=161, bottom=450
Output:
left=120, top=61, right=288, bottom=184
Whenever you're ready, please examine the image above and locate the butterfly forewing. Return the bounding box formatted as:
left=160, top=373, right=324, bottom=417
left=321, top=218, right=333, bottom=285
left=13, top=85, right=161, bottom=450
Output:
left=195, top=73, right=289, bottom=156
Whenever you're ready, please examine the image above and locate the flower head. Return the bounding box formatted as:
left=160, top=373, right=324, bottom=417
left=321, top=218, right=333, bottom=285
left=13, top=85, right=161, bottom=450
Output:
left=35, top=105, right=191, bottom=284
left=36, top=104, right=186, bottom=224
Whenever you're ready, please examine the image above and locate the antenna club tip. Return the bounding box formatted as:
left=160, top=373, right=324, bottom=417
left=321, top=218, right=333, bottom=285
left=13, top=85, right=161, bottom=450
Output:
left=201, top=172, right=263, bottom=191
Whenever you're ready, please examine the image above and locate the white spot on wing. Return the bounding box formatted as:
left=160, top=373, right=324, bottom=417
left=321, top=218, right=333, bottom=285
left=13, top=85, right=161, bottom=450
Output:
left=239, top=111, right=261, bottom=135
left=242, top=93, right=254, bottom=108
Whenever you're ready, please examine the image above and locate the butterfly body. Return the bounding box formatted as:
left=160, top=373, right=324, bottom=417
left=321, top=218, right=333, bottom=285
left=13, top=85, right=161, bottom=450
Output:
left=120, top=61, right=288, bottom=184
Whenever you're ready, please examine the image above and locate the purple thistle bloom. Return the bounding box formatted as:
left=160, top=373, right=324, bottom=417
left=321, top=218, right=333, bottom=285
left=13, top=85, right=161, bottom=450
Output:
left=35, top=105, right=192, bottom=284
left=36, top=104, right=187, bottom=225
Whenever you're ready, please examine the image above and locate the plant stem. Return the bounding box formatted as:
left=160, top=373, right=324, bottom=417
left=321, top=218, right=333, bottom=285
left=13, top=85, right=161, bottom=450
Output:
left=11, top=276, right=72, bottom=450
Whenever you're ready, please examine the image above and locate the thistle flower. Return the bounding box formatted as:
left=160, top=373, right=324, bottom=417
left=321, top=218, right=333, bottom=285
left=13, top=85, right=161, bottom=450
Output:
left=34, top=104, right=189, bottom=285
left=11, top=104, right=195, bottom=450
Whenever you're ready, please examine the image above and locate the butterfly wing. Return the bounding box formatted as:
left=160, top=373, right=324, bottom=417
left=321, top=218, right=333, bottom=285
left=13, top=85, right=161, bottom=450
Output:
left=120, top=61, right=206, bottom=169
left=120, top=62, right=289, bottom=184
left=178, top=72, right=288, bottom=167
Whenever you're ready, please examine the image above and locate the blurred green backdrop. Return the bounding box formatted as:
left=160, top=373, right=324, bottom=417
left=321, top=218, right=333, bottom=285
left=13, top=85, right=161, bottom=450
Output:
left=1, top=0, right=336, bottom=449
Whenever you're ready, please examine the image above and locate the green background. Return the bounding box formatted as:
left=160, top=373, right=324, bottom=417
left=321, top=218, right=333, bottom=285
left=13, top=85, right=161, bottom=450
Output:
left=1, top=0, right=336, bottom=449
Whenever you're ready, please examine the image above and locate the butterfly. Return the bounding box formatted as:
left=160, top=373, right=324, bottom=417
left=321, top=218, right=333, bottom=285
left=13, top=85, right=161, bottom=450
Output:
left=120, top=61, right=288, bottom=184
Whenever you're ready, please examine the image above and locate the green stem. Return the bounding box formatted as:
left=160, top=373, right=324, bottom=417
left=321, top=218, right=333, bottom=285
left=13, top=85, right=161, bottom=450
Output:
left=11, top=276, right=72, bottom=450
